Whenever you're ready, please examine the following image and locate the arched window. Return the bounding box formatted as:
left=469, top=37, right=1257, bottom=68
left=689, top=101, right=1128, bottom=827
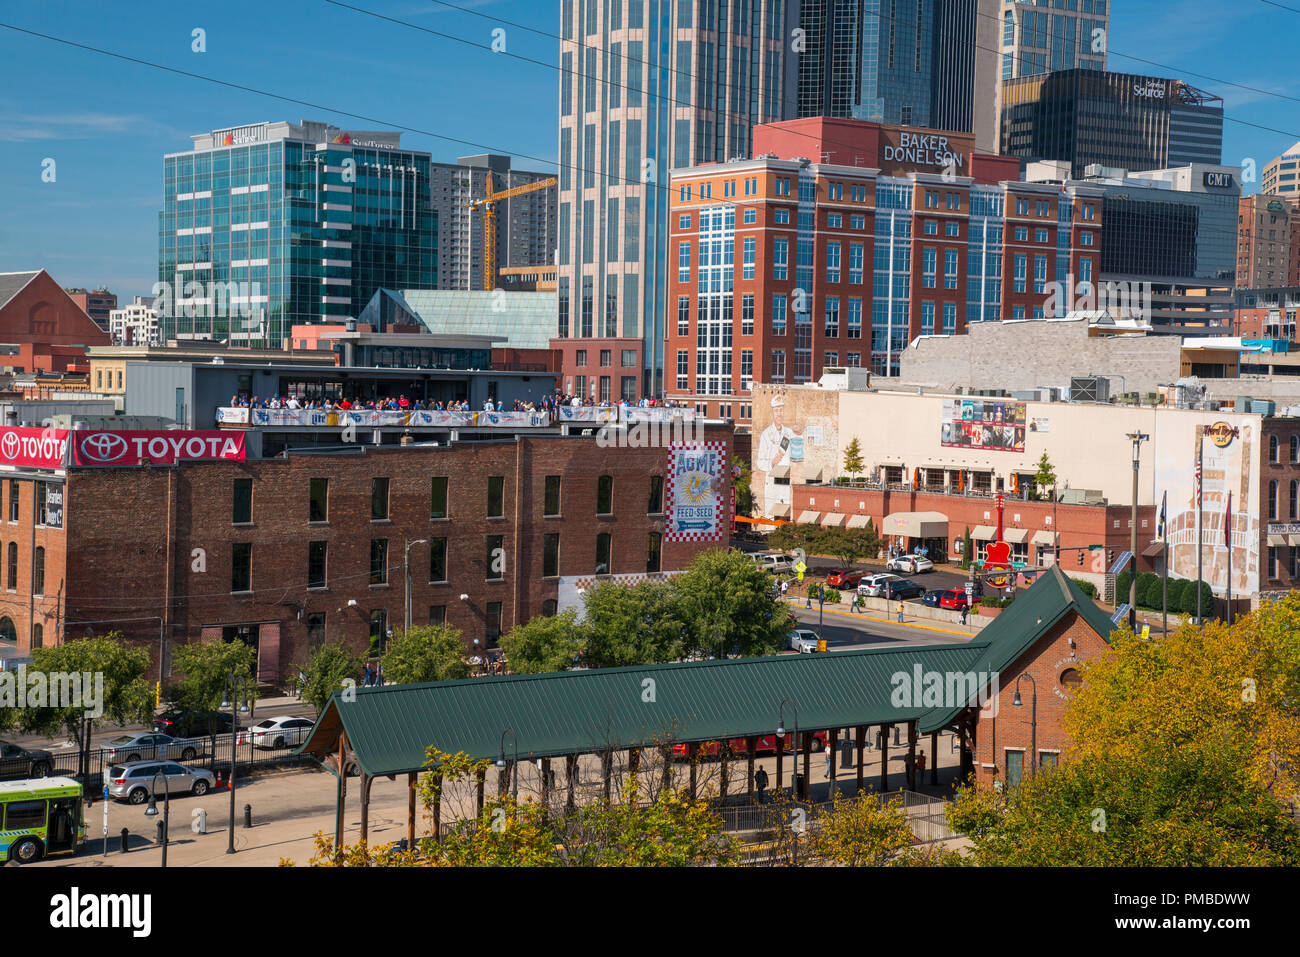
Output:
left=32, top=623, right=42, bottom=649
left=6, top=542, right=15, bottom=590
left=1290, top=480, right=1298, bottom=521
left=1269, top=480, right=1278, bottom=520
left=1290, top=435, right=1298, bottom=463
left=33, top=547, right=44, bottom=597
left=1270, top=434, right=1279, bottom=462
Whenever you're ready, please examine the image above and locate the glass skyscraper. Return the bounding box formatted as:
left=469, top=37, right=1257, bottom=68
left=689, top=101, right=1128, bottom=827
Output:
left=556, top=0, right=799, bottom=398
left=796, top=0, right=991, bottom=135
left=158, top=120, right=436, bottom=345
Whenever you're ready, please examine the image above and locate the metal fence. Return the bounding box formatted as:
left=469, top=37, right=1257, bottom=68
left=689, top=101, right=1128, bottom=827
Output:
left=33, top=734, right=313, bottom=794
left=717, top=788, right=954, bottom=845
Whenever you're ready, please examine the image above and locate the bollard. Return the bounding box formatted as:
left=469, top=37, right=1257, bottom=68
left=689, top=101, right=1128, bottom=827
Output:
left=120, top=827, right=129, bottom=853
left=244, top=803, right=252, bottom=829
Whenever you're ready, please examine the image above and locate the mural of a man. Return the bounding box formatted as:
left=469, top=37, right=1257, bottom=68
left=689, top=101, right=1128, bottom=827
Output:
left=756, top=394, right=803, bottom=471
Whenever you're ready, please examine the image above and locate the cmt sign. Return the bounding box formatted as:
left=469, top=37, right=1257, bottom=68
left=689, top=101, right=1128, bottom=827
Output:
left=72, top=430, right=246, bottom=467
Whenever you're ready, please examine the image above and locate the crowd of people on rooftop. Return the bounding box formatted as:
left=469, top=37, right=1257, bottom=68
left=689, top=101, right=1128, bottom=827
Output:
left=226, top=389, right=693, bottom=415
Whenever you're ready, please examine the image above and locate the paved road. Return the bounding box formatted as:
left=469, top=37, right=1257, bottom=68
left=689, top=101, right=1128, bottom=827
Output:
left=786, top=604, right=979, bottom=649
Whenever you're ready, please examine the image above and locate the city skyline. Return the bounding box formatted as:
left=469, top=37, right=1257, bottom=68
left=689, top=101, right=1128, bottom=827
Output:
left=1, top=0, right=1298, bottom=303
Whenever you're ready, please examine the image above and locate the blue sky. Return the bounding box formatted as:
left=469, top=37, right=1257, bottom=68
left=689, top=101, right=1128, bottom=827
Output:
left=1, top=0, right=1298, bottom=300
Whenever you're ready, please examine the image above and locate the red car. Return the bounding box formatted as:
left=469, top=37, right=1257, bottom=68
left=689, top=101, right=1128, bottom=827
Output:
left=938, top=589, right=971, bottom=610
left=671, top=730, right=831, bottom=759
left=824, top=568, right=864, bottom=588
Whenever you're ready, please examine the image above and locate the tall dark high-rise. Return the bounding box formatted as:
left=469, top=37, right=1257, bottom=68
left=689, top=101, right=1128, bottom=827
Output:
left=795, top=1, right=999, bottom=149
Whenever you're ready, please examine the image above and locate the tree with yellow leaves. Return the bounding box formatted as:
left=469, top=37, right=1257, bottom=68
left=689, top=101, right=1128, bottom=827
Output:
left=947, top=597, right=1300, bottom=865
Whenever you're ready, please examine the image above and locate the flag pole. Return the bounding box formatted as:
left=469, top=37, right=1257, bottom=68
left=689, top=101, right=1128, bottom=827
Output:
left=1196, top=429, right=1203, bottom=623
left=1226, top=490, right=1233, bottom=627
left=1160, top=489, right=1168, bottom=637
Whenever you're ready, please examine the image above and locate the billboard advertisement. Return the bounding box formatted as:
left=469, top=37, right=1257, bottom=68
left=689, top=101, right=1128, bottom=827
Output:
left=940, top=399, right=1027, bottom=452
left=0, top=428, right=70, bottom=469
left=665, top=442, right=726, bottom=542
left=72, top=430, right=246, bottom=467
left=1155, top=415, right=1258, bottom=597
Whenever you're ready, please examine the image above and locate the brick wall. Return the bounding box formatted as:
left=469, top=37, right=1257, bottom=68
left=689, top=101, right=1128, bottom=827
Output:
left=973, top=610, right=1111, bottom=783
left=31, top=427, right=732, bottom=681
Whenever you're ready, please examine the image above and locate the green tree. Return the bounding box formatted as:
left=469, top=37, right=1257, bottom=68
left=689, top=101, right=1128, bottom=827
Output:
left=382, top=624, right=471, bottom=684
left=731, top=455, right=753, bottom=518
left=166, top=638, right=256, bottom=714
left=949, top=600, right=1300, bottom=865
left=300, top=642, right=364, bottom=712
left=1177, top=579, right=1215, bottom=618
left=583, top=579, right=688, bottom=667
left=960, top=527, right=973, bottom=570
left=671, top=548, right=790, bottom=658
left=810, top=791, right=914, bottom=866
left=1033, top=452, right=1057, bottom=495
left=500, top=609, right=587, bottom=674
left=2, top=635, right=154, bottom=766
left=842, top=437, right=865, bottom=481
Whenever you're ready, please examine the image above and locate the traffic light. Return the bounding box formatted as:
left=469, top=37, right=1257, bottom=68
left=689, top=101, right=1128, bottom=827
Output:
left=1107, top=548, right=1115, bottom=565
left=1077, top=550, right=1084, bottom=566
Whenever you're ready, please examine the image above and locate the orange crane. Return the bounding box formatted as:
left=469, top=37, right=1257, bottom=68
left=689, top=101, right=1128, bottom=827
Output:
left=465, top=175, right=557, bottom=291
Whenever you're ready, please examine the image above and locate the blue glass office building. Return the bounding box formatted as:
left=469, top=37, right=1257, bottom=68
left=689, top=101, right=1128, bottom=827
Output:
left=158, top=120, right=436, bottom=345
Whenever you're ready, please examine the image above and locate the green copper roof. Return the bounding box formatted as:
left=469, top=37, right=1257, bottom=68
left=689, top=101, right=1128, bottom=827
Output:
left=299, top=566, right=1116, bottom=776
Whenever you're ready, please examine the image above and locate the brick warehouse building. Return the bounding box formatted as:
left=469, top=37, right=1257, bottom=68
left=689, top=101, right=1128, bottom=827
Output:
left=0, top=425, right=732, bottom=682
left=666, top=116, right=1103, bottom=421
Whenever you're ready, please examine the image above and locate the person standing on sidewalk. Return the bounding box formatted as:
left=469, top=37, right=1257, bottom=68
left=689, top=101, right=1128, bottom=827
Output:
left=755, top=766, right=769, bottom=803
left=824, top=744, right=835, bottom=780
left=960, top=603, right=969, bottom=626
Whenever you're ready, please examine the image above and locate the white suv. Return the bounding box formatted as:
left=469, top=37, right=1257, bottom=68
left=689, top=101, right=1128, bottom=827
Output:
left=857, top=573, right=900, bottom=597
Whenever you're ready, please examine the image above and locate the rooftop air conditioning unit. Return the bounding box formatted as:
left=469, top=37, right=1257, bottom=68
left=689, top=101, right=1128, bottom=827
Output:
left=1069, top=376, right=1110, bottom=404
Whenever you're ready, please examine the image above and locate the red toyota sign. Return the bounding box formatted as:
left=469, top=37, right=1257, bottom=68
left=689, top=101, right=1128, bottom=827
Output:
left=72, top=430, right=246, bottom=467
left=0, top=427, right=70, bottom=469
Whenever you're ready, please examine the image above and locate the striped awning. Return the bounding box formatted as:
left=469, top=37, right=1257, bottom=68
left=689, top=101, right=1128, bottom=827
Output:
left=1268, top=533, right=1287, bottom=546
left=823, top=513, right=846, bottom=528
left=769, top=502, right=792, bottom=519
left=797, top=510, right=821, bottom=525
left=847, top=514, right=871, bottom=529
left=1288, top=534, right=1300, bottom=547
left=1031, top=530, right=1056, bottom=546
left=971, top=525, right=996, bottom=540
left=1003, top=528, right=1029, bottom=544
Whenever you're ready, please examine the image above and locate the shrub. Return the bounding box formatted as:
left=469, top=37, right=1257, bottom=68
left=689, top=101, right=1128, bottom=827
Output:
left=1115, top=570, right=1131, bottom=605
left=1136, top=571, right=1161, bottom=609
left=822, top=588, right=842, bottom=604
left=1178, top=580, right=1214, bottom=618
left=980, top=596, right=1014, bottom=609
left=1070, top=578, right=1098, bottom=599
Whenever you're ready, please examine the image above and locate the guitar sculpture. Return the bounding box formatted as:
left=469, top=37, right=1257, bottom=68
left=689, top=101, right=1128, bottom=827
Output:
left=983, top=494, right=1011, bottom=586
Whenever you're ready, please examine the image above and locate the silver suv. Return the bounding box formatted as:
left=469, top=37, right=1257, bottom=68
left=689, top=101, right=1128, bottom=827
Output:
left=106, top=760, right=215, bottom=805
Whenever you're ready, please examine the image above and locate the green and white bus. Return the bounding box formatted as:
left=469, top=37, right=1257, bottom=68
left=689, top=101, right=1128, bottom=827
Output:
left=0, top=777, right=87, bottom=864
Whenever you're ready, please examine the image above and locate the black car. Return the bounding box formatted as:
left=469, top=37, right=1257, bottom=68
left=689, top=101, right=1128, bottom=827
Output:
left=153, top=710, right=238, bottom=738
left=883, top=579, right=926, bottom=600
left=0, top=739, right=54, bottom=781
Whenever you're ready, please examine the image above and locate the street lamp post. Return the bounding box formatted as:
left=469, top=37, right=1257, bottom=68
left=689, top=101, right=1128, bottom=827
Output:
left=222, top=673, right=251, bottom=855
left=143, top=768, right=170, bottom=868
left=777, top=697, right=800, bottom=865
left=1126, top=432, right=1149, bottom=633
left=404, top=538, right=429, bottom=635
left=1012, top=674, right=1037, bottom=779
left=497, top=728, right=518, bottom=805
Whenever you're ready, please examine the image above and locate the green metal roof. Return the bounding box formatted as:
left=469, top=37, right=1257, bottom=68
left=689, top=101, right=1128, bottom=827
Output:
left=299, top=566, right=1117, bottom=777
left=916, top=566, right=1118, bottom=733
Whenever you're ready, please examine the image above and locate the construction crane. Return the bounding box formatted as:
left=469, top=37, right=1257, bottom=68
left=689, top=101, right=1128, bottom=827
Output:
left=465, top=175, right=557, bottom=291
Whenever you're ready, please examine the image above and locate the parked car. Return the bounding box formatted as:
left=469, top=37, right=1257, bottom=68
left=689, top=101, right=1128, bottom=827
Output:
left=100, top=733, right=200, bottom=763
left=919, top=590, right=943, bottom=608
left=882, top=579, right=926, bottom=600
left=857, top=573, right=900, bottom=597
left=824, top=568, right=864, bottom=588
left=105, top=760, right=215, bottom=805
left=239, top=716, right=315, bottom=750
left=886, top=554, right=935, bottom=574
left=939, top=589, right=972, bottom=610
left=153, top=709, right=237, bottom=739
left=788, top=628, right=821, bottom=653
left=753, top=552, right=794, bottom=574
left=671, top=730, right=831, bottom=759
left=0, top=739, right=53, bottom=781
